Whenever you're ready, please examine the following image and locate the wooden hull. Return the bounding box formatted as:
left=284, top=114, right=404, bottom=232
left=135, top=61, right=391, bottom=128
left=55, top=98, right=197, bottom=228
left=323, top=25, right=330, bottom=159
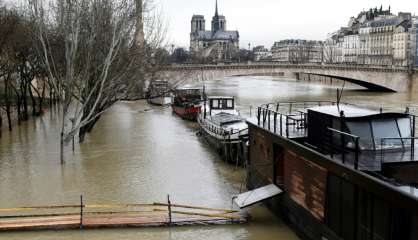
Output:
left=172, top=105, right=201, bottom=121
left=148, top=97, right=171, bottom=106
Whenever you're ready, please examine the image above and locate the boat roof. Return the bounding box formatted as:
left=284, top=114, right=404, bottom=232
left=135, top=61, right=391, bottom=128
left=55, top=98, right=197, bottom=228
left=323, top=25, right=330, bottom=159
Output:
left=308, top=105, right=410, bottom=119
left=208, top=96, right=234, bottom=100
left=308, top=105, right=377, bottom=118
left=175, top=87, right=202, bottom=91
left=151, top=80, right=168, bottom=85
left=210, top=113, right=244, bottom=125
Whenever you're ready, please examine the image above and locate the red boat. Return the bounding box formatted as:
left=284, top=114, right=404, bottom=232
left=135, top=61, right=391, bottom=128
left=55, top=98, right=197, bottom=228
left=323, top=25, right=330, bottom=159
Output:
left=172, top=88, right=203, bottom=121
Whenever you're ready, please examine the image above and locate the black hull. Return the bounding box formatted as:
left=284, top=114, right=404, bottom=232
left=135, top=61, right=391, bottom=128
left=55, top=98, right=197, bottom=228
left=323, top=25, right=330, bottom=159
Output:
left=199, top=127, right=247, bottom=165
left=247, top=169, right=338, bottom=240
left=246, top=121, right=418, bottom=240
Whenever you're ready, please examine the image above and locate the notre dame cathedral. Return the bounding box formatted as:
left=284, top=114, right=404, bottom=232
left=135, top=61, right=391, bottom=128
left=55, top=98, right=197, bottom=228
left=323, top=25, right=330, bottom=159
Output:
left=190, top=0, right=240, bottom=62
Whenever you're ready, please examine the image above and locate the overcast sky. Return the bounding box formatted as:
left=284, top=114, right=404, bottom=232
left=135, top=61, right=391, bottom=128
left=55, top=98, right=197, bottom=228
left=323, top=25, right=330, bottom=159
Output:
left=156, top=0, right=418, bottom=49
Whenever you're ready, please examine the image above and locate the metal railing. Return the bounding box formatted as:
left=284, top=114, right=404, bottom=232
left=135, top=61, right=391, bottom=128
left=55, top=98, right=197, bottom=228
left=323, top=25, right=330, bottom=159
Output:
left=257, top=106, right=302, bottom=138
left=198, top=114, right=247, bottom=138
left=260, top=101, right=357, bottom=115
left=256, top=101, right=353, bottom=138
left=327, top=128, right=360, bottom=170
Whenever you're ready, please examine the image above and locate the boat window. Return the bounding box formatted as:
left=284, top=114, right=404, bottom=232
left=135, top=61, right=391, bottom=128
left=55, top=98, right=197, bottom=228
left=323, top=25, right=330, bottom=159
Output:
left=211, top=100, right=219, bottom=109
left=397, top=118, right=411, bottom=138
left=346, top=121, right=374, bottom=150
left=372, top=119, right=404, bottom=149
left=226, top=99, right=233, bottom=108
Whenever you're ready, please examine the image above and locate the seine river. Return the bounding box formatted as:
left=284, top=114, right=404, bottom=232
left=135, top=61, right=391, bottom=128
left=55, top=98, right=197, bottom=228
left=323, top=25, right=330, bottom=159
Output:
left=0, top=76, right=416, bottom=239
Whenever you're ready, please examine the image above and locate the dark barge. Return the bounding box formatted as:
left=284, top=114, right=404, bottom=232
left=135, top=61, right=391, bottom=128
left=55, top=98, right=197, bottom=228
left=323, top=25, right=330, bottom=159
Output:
left=246, top=101, right=418, bottom=240
left=172, top=88, right=203, bottom=121
left=198, top=96, right=248, bottom=165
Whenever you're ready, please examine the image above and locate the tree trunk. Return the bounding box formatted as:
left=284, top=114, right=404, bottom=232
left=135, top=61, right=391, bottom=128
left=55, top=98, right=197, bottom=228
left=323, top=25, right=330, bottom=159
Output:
left=39, top=82, right=46, bottom=115
left=78, top=113, right=101, bottom=143
left=60, top=109, right=66, bottom=164
left=29, top=84, right=37, bottom=116
left=60, top=131, right=64, bottom=164
left=16, top=95, right=21, bottom=125
left=4, top=77, right=12, bottom=131
left=49, top=87, right=53, bottom=106
left=21, top=83, right=28, bottom=120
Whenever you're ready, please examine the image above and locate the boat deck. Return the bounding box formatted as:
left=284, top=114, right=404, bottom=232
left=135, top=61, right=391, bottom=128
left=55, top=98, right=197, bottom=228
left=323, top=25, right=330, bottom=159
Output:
left=327, top=149, right=418, bottom=172
left=247, top=116, right=307, bottom=139
left=210, top=113, right=245, bottom=126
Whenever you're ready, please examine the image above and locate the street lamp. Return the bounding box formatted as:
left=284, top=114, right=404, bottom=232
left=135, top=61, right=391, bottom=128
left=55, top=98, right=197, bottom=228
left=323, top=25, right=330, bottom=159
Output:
left=248, top=43, right=251, bottom=61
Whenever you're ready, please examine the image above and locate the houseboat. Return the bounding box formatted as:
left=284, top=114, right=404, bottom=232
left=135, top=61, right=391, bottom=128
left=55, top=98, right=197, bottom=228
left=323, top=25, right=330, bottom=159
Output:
left=198, top=96, right=248, bottom=165
left=147, top=80, right=172, bottom=105
left=171, top=88, right=203, bottom=121
left=244, top=101, right=418, bottom=240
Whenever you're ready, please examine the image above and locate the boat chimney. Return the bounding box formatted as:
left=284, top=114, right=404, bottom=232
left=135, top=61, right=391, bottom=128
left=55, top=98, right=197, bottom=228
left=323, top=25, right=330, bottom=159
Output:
left=405, top=107, right=410, bottom=114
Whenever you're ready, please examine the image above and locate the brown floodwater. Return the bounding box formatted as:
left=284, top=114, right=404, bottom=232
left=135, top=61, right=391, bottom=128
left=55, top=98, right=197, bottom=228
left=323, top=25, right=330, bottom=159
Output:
left=0, top=76, right=416, bottom=239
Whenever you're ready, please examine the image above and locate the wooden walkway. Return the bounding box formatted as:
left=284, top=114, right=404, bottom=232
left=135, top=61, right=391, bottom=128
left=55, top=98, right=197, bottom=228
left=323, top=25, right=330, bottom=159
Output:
left=0, top=202, right=246, bottom=231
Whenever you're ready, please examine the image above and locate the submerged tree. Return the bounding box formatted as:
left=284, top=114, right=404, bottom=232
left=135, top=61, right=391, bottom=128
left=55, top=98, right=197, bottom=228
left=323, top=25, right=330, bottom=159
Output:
left=29, top=0, right=168, bottom=163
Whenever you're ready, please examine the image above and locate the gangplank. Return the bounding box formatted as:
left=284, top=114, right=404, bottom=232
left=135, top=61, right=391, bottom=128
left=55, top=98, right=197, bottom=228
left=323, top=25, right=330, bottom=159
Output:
left=0, top=199, right=246, bottom=231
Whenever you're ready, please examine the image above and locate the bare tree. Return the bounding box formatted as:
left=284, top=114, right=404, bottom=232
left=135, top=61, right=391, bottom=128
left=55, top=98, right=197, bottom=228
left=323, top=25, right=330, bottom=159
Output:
left=0, top=3, right=44, bottom=130
left=0, top=4, right=20, bottom=131
left=29, top=0, right=168, bottom=163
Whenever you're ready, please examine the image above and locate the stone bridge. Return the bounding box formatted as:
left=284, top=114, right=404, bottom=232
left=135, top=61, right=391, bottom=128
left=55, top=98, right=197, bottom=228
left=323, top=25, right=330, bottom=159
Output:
left=159, top=63, right=418, bottom=92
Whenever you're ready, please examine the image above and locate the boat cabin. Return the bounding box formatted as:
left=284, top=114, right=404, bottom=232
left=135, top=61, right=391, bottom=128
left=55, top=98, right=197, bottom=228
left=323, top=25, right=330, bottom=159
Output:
left=247, top=102, right=418, bottom=240
left=174, top=88, right=202, bottom=98
left=307, top=105, right=413, bottom=151
left=148, top=80, right=170, bottom=96
left=256, top=101, right=418, bottom=184
left=207, top=96, right=235, bottom=116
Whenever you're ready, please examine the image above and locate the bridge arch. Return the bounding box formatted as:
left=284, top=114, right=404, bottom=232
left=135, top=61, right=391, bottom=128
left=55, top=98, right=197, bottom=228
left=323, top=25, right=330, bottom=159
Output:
left=161, top=64, right=414, bottom=93
left=303, top=73, right=396, bottom=92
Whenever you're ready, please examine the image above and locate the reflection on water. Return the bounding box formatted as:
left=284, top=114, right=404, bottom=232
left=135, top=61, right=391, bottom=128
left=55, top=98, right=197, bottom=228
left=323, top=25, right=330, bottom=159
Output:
left=0, top=76, right=416, bottom=239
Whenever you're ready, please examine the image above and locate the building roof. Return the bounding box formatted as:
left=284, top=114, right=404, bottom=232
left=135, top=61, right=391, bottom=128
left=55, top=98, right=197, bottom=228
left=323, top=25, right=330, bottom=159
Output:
left=396, top=20, right=412, bottom=30
left=363, top=17, right=401, bottom=28
left=194, top=30, right=239, bottom=41
left=192, top=15, right=204, bottom=19
left=213, top=30, right=239, bottom=40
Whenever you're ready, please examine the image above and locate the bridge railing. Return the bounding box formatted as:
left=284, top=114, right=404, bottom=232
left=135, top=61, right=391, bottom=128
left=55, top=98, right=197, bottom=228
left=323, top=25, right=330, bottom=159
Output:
left=166, top=62, right=410, bottom=72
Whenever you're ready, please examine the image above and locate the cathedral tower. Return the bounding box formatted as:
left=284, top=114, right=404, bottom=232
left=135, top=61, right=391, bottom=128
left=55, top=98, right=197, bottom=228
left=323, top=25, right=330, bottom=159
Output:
left=191, top=15, right=205, bottom=32
left=211, top=0, right=226, bottom=32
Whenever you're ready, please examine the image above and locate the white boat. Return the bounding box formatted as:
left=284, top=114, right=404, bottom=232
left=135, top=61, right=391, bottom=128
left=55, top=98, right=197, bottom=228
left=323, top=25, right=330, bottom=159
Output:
left=198, top=96, right=248, bottom=164
left=147, top=80, right=171, bottom=106
left=148, top=96, right=172, bottom=105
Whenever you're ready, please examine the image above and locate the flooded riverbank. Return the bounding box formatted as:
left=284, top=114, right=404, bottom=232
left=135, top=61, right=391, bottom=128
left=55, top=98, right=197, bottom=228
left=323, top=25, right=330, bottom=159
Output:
left=0, top=76, right=416, bottom=239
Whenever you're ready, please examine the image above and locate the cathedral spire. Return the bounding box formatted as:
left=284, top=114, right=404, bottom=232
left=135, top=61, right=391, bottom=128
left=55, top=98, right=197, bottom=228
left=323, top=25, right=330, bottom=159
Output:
left=215, top=0, right=219, bottom=17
